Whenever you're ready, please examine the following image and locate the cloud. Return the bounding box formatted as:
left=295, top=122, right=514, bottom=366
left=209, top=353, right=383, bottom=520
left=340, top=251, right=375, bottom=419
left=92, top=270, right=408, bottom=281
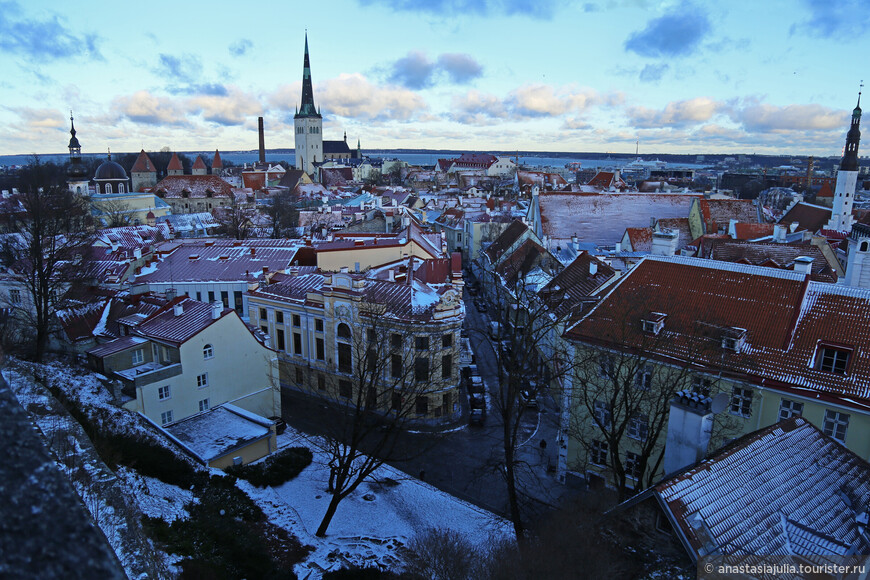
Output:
left=733, top=103, right=845, bottom=132
left=229, top=38, right=253, bottom=56
left=0, top=1, right=101, bottom=61
left=627, top=97, right=723, bottom=128
left=156, top=53, right=203, bottom=83
left=386, top=51, right=484, bottom=89
left=388, top=51, right=437, bottom=89
left=639, top=63, right=669, bottom=83
left=450, top=91, right=509, bottom=125
left=187, top=88, right=262, bottom=126
left=791, top=0, right=870, bottom=38
left=111, top=91, right=189, bottom=126
left=624, top=2, right=711, bottom=58
left=437, top=53, right=483, bottom=84
left=357, top=0, right=561, bottom=19
left=449, top=84, right=600, bottom=125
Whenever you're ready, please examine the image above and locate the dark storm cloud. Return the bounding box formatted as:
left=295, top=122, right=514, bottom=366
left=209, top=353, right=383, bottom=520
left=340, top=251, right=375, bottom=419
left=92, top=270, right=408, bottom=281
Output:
left=0, top=1, right=102, bottom=60
left=624, top=2, right=711, bottom=58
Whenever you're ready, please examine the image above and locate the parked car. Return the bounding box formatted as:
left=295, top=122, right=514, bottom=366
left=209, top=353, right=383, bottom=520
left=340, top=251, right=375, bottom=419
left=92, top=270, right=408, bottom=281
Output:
left=467, top=375, right=484, bottom=394
left=469, top=407, right=486, bottom=426
left=519, top=390, right=538, bottom=409
left=469, top=391, right=486, bottom=409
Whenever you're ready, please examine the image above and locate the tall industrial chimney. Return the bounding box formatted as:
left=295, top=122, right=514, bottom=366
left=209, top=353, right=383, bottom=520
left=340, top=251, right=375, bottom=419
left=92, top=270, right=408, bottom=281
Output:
left=258, top=117, right=266, bottom=164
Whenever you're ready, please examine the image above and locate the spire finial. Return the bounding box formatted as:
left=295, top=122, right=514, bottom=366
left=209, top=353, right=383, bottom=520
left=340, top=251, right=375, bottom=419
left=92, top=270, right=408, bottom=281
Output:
left=858, top=80, right=864, bottom=109
left=107, top=147, right=111, bottom=160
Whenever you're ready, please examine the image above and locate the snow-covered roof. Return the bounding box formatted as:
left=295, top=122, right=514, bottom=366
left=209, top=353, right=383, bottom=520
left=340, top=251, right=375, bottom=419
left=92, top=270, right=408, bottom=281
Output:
left=164, top=404, right=271, bottom=463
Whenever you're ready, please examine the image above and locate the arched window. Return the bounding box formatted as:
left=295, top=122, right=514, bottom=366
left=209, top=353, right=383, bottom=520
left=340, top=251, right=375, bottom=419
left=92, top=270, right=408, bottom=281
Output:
left=337, top=323, right=352, bottom=373
left=203, top=344, right=214, bottom=359
left=337, top=323, right=351, bottom=341
left=119, top=183, right=125, bottom=193
left=860, top=241, right=869, bottom=252
left=105, top=183, right=112, bottom=194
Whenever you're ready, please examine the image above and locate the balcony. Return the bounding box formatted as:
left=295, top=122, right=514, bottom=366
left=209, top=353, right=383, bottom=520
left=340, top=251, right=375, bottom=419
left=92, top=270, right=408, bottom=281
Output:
left=114, top=362, right=183, bottom=390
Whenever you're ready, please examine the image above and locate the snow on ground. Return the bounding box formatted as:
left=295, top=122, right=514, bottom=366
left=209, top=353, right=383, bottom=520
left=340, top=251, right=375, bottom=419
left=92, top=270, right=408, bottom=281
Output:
left=115, top=466, right=195, bottom=523
left=247, top=429, right=514, bottom=577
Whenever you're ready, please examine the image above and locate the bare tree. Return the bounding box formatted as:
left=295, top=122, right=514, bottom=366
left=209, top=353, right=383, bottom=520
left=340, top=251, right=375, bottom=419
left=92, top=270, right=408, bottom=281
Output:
left=95, top=197, right=134, bottom=228
left=264, top=189, right=299, bottom=238
left=213, top=194, right=252, bottom=240
left=293, top=303, right=460, bottom=537
left=1, top=160, right=95, bottom=360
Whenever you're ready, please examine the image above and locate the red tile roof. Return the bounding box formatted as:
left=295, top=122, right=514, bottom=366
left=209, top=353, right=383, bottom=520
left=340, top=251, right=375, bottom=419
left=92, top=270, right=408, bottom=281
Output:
left=154, top=175, right=235, bottom=199
left=779, top=202, right=832, bottom=234
left=167, top=153, right=183, bottom=171
left=484, top=219, right=529, bottom=263
left=732, top=222, right=775, bottom=240
left=136, top=297, right=231, bottom=346
left=625, top=227, right=653, bottom=251
left=697, top=199, right=758, bottom=234
left=212, top=150, right=223, bottom=169
left=131, top=150, right=156, bottom=173
left=566, top=256, right=870, bottom=409
left=702, top=239, right=836, bottom=282
left=539, top=252, right=616, bottom=319
left=192, top=156, right=207, bottom=170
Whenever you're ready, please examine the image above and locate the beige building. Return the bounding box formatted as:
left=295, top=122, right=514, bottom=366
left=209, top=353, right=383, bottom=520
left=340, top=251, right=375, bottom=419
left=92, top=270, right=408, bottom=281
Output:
left=86, top=297, right=279, bottom=426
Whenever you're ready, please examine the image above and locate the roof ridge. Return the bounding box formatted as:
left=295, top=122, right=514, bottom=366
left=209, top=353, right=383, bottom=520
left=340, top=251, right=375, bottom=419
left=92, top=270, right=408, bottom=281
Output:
left=643, top=254, right=808, bottom=281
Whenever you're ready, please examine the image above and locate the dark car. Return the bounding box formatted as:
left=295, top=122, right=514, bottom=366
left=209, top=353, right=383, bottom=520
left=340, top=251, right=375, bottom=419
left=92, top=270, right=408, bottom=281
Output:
left=469, top=407, right=486, bottom=426
left=269, top=416, right=287, bottom=435
left=519, top=389, right=538, bottom=409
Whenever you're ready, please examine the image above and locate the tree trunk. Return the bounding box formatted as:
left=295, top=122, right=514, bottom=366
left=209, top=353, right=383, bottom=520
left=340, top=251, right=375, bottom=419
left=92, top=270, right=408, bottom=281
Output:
left=503, top=430, right=525, bottom=541
left=316, top=491, right=343, bottom=537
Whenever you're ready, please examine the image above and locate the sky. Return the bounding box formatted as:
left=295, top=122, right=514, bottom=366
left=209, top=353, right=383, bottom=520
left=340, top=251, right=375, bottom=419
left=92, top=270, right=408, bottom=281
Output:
left=0, top=0, right=867, bottom=157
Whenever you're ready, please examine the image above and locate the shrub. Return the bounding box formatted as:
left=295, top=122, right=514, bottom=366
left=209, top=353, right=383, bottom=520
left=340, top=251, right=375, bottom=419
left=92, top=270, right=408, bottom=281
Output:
left=226, top=447, right=312, bottom=487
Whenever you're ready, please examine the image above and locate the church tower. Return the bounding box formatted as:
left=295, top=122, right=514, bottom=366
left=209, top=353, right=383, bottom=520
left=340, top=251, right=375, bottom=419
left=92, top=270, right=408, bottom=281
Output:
left=827, top=90, right=862, bottom=232
left=294, top=33, right=322, bottom=176
left=66, top=112, right=89, bottom=195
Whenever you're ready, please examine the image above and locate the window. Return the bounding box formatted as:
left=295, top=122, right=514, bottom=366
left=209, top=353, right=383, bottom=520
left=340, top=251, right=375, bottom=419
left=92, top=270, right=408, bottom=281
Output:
left=598, top=354, right=614, bottom=379
left=391, top=333, right=403, bottom=350
left=625, top=451, right=643, bottom=480
left=203, top=344, right=214, bottom=359
left=367, top=328, right=377, bottom=343
left=9, top=289, right=21, bottom=305
left=442, top=334, right=453, bottom=348
left=628, top=414, right=649, bottom=441
left=221, top=291, right=229, bottom=308
left=415, top=357, right=430, bottom=382
left=730, top=387, right=752, bottom=417
left=199, top=398, right=210, bottom=412
left=692, top=376, right=712, bottom=397
left=392, top=391, right=402, bottom=411
left=293, top=333, right=302, bottom=355
left=415, top=336, right=429, bottom=350
left=593, top=400, right=612, bottom=430
left=442, top=392, right=451, bottom=415
left=160, top=410, right=173, bottom=425
left=276, top=311, right=284, bottom=324
left=391, top=354, right=403, bottom=378
left=818, top=346, right=851, bottom=375
left=196, top=292, right=202, bottom=301
left=315, top=319, right=324, bottom=332
left=641, top=312, right=666, bottom=335
left=234, top=291, right=243, bottom=314
left=823, top=410, right=849, bottom=443
left=132, top=349, right=144, bottom=365
left=158, top=385, right=171, bottom=400
left=292, top=314, right=301, bottom=327
left=635, top=365, right=652, bottom=390
left=197, top=373, right=208, bottom=388
left=442, top=354, right=452, bottom=379
left=317, top=374, right=326, bottom=391
left=778, top=399, right=804, bottom=421
left=590, top=440, right=608, bottom=466
left=337, top=323, right=352, bottom=340
left=208, top=291, right=215, bottom=303
left=295, top=366, right=303, bottom=385
left=261, top=325, right=268, bottom=335
left=416, top=396, right=429, bottom=415
left=259, top=308, right=267, bottom=320
left=276, top=329, right=285, bottom=351
left=338, top=343, right=352, bottom=373
left=339, top=380, right=352, bottom=399
left=152, top=343, right=159, bottom=361
left=315, top=338, right=325, bottom=360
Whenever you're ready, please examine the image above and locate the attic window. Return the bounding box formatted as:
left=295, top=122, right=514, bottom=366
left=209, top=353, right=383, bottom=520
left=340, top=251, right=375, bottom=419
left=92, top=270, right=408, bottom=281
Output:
left=641, top=312, right=666, bottom=335
left=816, top=343, right=852, bottom=375
left=721, top=327, right=746, bottom=352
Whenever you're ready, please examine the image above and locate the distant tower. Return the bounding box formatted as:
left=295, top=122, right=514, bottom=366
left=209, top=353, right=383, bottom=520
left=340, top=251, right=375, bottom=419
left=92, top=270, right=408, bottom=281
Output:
left=131, top=149, right=157, bottom=192
left=212, top=150, right=223, bottom=175
left=844, top=223, right=870, bottom=288
left=294, top=33, right=322, bottom=176
left=827, top=89, right=862, bottom=232
left=167, top=152, right=184, bottom=176
left=66, top=112, right=89, bottom=194
left=192, top=155, right=208, bottom=175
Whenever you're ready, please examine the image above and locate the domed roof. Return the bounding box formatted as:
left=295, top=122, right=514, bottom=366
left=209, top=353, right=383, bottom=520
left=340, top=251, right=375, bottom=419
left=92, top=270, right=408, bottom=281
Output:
left=94, top=155, right=128, bottom=181
left=146, top=211, right=155, bottom=219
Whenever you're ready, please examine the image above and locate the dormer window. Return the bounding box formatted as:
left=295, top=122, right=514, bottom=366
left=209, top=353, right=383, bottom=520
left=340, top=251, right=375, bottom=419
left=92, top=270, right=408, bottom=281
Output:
left=816, top=343, right=852, bottom=375
left=641, top=312, right=666, bottom=335
left=721, top=327, right=746, bottom=352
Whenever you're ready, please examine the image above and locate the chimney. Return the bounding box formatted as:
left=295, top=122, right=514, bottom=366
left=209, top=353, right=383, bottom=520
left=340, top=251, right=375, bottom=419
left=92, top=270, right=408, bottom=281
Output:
left=250, top=247, right=256, bottom=257
left=133, top=248, right=141, bottom=259
left=651, top=230, right=679, bottom=256
left=793, top=256, right=813, bottom=275
left=773, top=224, right=786, bottom=243
left=262, top=266, right=269, bottom=274
left=173, top=302, right=184, bottom=317
left=212, top=301, right=222, bottom=319
left=258, top=117, right=266, bottom=164
left=614, top=241, right=622, bottom=252
left=165, top=288, right=177, bottom=301
left=728, top=219, right=739, bottom=238
left=589, top=261, right=598, bottom=276
left=340, top=266, right=349, bottom=273
left=663, top=391, right=713, bottom=475
left=388, top=269, right=395, bottom=282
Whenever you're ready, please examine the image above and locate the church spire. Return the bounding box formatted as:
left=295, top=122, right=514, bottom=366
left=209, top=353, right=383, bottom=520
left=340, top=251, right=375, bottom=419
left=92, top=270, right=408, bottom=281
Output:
left=67, top=111, right=87, bottom=180
left=841, top=82, right=863, bottom=172
left=295, top=32, right=320, bottom=119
